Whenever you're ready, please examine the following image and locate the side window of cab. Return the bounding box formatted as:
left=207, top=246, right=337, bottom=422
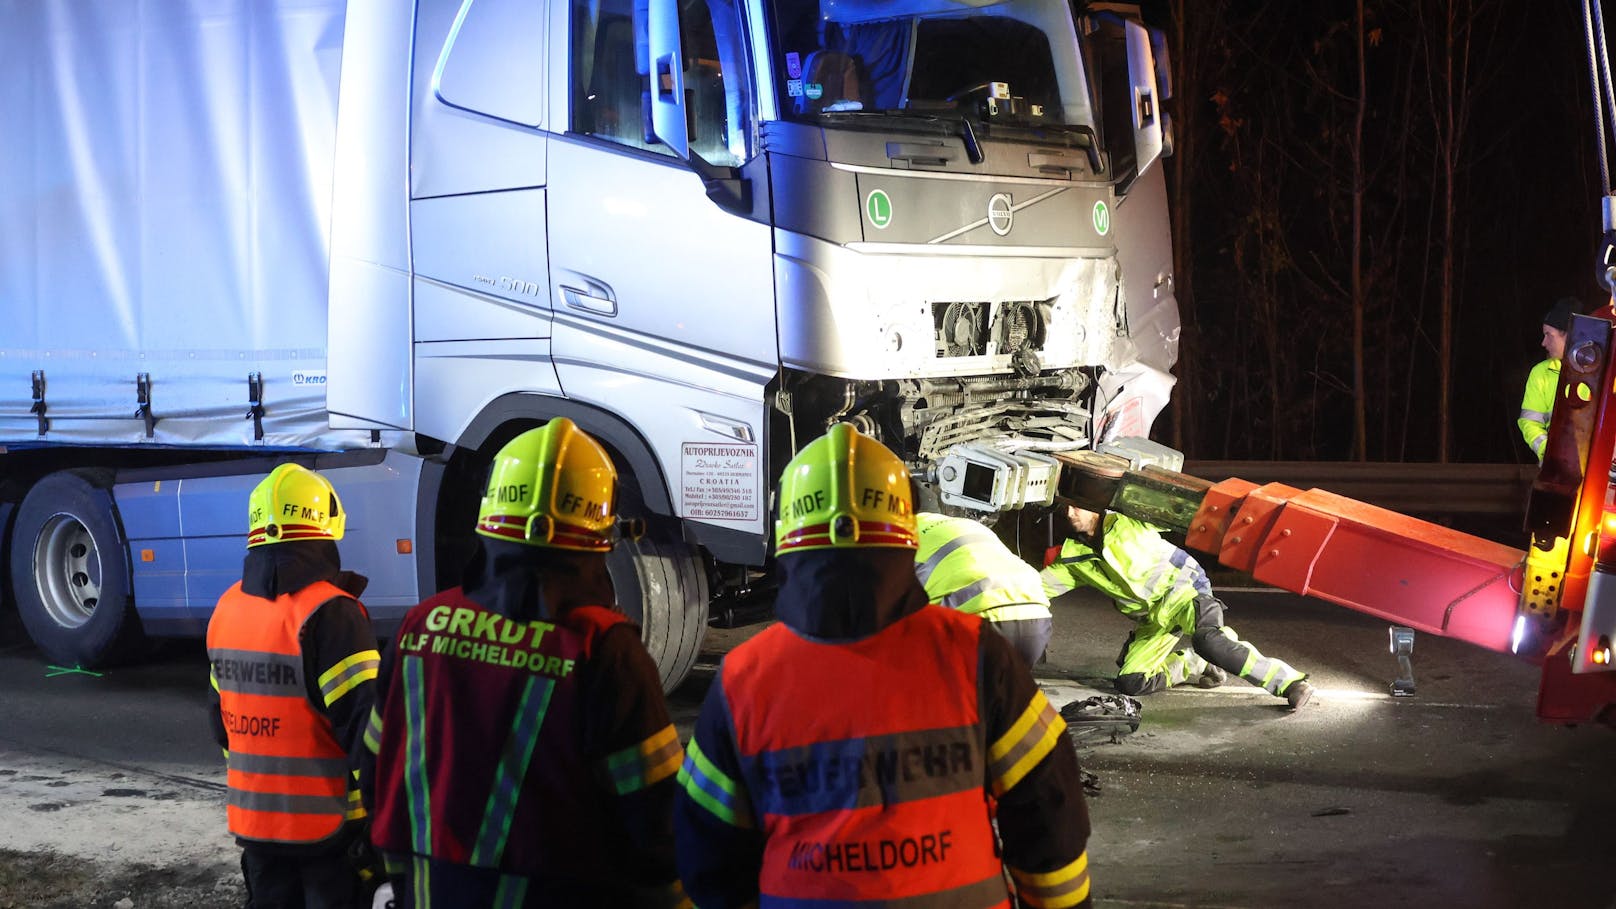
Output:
left=570, top=0, right=753, bottom=165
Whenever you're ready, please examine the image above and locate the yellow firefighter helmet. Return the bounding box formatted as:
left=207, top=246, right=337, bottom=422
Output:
left=247, top=463, right=346, bottom=547
left=775, top=422, right=917, bottom=554
left=476, top=417, right=619, bottom=552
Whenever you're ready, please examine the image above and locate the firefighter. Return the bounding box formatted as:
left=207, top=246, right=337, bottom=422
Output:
left=206, top=463, right=381, bottom=908
left=915, top=510, right=1054, bottom=668
left=362, top=418, right=685, bottom=907
left=675, top=423, right=1094, bottom=909
left=1519, top=296, right=1577, bottom=463
left=1042, top=505, right=1314, bottom=709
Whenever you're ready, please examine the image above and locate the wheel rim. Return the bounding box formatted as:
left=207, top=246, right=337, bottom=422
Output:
left=32, top=513, right=103, bottom=629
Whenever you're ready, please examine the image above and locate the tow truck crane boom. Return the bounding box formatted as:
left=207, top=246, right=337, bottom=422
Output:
left=1050, top=445, right=1616, bottom=726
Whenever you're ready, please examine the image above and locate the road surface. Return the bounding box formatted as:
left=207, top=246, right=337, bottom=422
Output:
left=1, top=586, right=1612, bottom=908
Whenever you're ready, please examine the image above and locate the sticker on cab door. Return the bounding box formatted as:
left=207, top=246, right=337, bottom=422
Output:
left=787, top=79, right=804, bottom=97
left=786, top=52, right=802, bottom=79
left=682, top=442, right=759, bottom=521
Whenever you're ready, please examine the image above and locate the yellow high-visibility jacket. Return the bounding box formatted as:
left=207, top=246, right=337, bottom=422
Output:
left=1519, top=358, right=1559, bottom=462
left=915, top=513, right=1052, bottom=622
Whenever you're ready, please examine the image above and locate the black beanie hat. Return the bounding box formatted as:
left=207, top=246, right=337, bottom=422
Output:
left=1544, top=297, right=1578, bottom=332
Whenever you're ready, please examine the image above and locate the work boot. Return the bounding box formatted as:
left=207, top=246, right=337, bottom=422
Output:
left=1195, top=664, right=1227, bottom=689
left=1285, top=680, right=1315, bottom=710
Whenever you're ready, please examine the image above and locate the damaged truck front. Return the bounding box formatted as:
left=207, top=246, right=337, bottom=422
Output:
left=0, top=0, right=1174, bottom=691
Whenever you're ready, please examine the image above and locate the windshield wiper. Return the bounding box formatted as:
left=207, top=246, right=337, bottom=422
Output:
left=950, top=115, right=985, bottom=165
left=816, top=110, right=985, bottom=165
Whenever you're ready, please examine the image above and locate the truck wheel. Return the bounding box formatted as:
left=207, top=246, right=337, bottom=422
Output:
left=607, top=524, right=709, bottom=693
left=8, top=471, right=144, bottom=667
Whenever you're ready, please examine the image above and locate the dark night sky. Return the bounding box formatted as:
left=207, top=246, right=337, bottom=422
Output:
left=1146, top=2, right=1608, bottom=463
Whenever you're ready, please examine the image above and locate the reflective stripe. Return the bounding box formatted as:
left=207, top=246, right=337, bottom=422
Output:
left=319, top=649, right=380, bottom=707
left=1224, top=627, right=1304, bottom=695
left=757, top=873, right=1009, bottom=907
left=988, top=690, right=1065, bottom=796
left=778, top=520, right=918, bottom=552
left=413, top=857, right=432, bottom=909
left=741, top=726, right=983, bottom=817
left=492, top=874, right=529, bottom=909
left=939, top=576, right=999, bottom=611
left=403, top=655, right=433, bottom=855
left=1531, top=435, right=1547, bottom=455
left=1041, top=570, right=1077, bottom=597
left=228, top=752, right=349, bottom=779
left=471, top=675, right=556, bottom=866
left=914, top=523, right=997, bottom=586
left=1010, top=850, right=1091, bottom=909
left=978, top=602, right=1055, bottom=623
left=363, top=707, right=384, bottom=754
left=227, top=787, right=348, bottom=817
left=1520, top=409, right=1550, bottom=423
left=345, top=786, right=365, bottom=821
left=475, top=514, right=613, bottom=551
left=679, top=738, right=752, bottom=828
left=607, top=724, right=684, bottom=796
left=209, top=648, right=304, bottom=697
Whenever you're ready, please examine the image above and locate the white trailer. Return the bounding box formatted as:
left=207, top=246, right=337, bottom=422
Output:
left=0, top=0, right=1176, bottom=689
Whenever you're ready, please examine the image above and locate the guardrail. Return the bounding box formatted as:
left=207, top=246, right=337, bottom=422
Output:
left=1181, top=461, right=1538, bottom=518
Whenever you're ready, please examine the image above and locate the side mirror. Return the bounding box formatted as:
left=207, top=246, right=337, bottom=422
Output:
left=1123, top=19, right=1163, bottom=179
left=644, top=0, right=690, bottom=158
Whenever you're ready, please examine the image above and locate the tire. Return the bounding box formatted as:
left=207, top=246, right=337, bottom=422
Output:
left=8, top=470, right=144, bottom=667
left=607, top=523, right=709, bottom=694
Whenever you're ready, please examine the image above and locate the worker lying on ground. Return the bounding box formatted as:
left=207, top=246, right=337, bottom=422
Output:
left=1041, top=506, right=1315, bottom=710
left=675, top=423, right=1094, bottom=909
left=915, top=510, right=1054, bottom=668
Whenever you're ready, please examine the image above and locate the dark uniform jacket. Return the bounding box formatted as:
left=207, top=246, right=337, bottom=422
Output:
left=362, top=540, right=682, bottom=906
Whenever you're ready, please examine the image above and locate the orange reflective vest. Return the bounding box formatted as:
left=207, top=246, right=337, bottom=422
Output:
left=723, top=605, right=1009, bottom=907
left=207, top=580, right=359, bottom=844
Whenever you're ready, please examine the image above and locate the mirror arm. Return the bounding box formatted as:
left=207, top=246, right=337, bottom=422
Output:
left=689, top=153, right=753, bottom=215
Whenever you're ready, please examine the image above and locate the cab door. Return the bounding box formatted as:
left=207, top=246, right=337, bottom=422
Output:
left=407, top=0, right=563, bottom=443
left=547, top=0, right=776, bottom=540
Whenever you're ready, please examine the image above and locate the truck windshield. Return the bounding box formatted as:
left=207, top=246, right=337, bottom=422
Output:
left=767, top=0, right=1095, bottom=134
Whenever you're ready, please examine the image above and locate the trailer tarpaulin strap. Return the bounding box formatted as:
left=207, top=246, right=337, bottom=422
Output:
left=30, top=371, right=46, bottom=437
left=247, top=373, right=266, bottom=443
left=136, top=373, right=156, bottom=439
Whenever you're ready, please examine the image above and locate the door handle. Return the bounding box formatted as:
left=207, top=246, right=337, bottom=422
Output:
left=560, top=284, right=617, bottom=316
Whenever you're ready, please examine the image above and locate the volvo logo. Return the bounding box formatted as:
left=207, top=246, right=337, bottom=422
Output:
left=987, top=193, right=1014, bottom=236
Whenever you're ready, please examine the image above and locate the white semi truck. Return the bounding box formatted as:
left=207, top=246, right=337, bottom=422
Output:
left=0, top=0, right=1176, bottom=690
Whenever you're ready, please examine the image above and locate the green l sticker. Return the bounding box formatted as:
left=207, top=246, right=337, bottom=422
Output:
left=1093, top=200, right=1110, bottom=236
left=866, top=190, right=892, bottom=230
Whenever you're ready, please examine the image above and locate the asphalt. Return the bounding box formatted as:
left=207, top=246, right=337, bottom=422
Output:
left=2, top=587, right=1613, bottom=908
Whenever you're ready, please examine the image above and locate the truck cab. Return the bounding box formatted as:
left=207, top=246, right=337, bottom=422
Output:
left=0, top=0, right=1173, bottom=690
